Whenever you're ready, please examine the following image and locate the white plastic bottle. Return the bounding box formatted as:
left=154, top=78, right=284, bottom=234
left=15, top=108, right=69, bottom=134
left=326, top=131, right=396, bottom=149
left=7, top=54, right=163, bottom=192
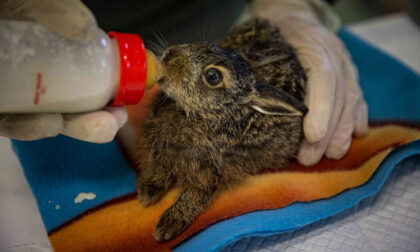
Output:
left=0, top=20, right=162, bottom=113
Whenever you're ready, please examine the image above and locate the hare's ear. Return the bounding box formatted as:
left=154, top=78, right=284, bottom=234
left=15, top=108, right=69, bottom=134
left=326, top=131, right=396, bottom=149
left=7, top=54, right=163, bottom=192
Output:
left=247, top=83, right=308, bottom=116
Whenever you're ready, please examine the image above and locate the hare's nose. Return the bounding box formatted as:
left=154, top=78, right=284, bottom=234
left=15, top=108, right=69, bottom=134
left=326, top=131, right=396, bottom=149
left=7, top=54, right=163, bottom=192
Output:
left=162, top=46, right=181, bottom=63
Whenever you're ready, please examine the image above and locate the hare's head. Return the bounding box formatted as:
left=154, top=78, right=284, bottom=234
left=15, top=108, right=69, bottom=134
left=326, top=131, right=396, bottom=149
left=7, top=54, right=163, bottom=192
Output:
left=159, top=41, right=307, bottom=117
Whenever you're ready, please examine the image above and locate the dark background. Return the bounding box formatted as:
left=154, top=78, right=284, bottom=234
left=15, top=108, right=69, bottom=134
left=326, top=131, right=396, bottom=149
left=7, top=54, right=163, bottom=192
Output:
left=82, top=0, right=419, bottom=52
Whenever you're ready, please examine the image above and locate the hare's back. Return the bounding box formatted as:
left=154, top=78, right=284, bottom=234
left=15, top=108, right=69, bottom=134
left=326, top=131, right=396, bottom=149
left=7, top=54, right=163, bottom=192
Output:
left=218, top=18, right=306, bottom=102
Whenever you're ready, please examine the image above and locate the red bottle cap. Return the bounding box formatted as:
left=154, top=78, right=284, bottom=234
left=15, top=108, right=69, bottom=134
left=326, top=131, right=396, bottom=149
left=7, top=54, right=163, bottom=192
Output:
left=108, top=31, right=146, bottom=106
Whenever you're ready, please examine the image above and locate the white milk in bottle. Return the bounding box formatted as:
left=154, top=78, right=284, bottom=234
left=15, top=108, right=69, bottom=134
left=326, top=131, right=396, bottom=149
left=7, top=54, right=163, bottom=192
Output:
left=0, top=20, right=163, bottom=113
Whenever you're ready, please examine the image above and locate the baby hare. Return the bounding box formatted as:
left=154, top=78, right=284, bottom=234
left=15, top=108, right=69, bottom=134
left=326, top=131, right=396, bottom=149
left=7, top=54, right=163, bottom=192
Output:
left=136, top=18, right=307, bottom=242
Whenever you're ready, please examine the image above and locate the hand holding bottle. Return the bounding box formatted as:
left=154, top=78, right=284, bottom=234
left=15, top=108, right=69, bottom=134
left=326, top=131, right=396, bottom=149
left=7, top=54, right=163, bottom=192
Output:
left=0, top=0, right=128, bottom=143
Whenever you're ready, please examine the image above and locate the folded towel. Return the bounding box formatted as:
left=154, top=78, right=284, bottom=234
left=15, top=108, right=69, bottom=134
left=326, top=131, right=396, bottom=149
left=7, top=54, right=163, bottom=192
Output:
left=11, top=28, right=420, bottom=252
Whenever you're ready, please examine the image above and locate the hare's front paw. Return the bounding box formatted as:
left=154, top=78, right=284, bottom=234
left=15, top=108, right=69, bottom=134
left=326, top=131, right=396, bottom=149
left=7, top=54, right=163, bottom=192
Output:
left=153, top=208, right=189, bottom=242
left=136, top=181, right=166, bottom=206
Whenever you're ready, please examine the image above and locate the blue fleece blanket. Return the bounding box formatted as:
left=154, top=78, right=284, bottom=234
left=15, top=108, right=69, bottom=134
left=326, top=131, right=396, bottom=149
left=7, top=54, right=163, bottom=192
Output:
left=11, top=28, right=420, bottom=251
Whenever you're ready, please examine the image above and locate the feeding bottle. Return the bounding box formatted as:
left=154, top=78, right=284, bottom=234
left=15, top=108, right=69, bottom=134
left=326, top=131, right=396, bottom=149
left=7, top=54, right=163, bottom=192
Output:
left=0, top=20, right=164, bottom=113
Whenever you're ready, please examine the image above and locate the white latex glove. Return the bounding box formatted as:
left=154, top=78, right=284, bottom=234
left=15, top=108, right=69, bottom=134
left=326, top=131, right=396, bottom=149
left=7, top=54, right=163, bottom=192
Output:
left=0, top=0, right=127, bottom=143
left=253, top=0, right=369, bottom=166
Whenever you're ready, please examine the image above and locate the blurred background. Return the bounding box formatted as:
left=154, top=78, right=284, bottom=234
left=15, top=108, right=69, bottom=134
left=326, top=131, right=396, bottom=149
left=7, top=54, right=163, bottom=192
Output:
left=333, top=0, right=419, bottom=25
left=82, top=0, right=419, bottom=50
left=334, top=0, right=420, bottom=74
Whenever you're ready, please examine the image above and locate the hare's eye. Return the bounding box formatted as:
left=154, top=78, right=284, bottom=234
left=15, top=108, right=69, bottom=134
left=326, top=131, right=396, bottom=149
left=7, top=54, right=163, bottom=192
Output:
left=204, top=68, right=223, bottom=86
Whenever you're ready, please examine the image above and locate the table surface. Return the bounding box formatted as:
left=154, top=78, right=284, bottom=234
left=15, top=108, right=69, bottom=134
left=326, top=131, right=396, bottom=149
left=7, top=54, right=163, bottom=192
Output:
left=0, top=12, right=419, bottom=252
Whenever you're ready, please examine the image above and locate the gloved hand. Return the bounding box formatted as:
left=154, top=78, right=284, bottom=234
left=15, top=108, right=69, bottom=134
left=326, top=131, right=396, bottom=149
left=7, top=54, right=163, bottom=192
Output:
left=0, top=0, right=127, bottom=143
left=252, top=0, right=369, bottom=166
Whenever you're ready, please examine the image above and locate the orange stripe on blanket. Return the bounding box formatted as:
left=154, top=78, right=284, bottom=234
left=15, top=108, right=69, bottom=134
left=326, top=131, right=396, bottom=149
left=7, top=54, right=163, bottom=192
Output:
left=283, top=124, right=420, bottom=173
left=49, top=125, right=420, bottom=252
